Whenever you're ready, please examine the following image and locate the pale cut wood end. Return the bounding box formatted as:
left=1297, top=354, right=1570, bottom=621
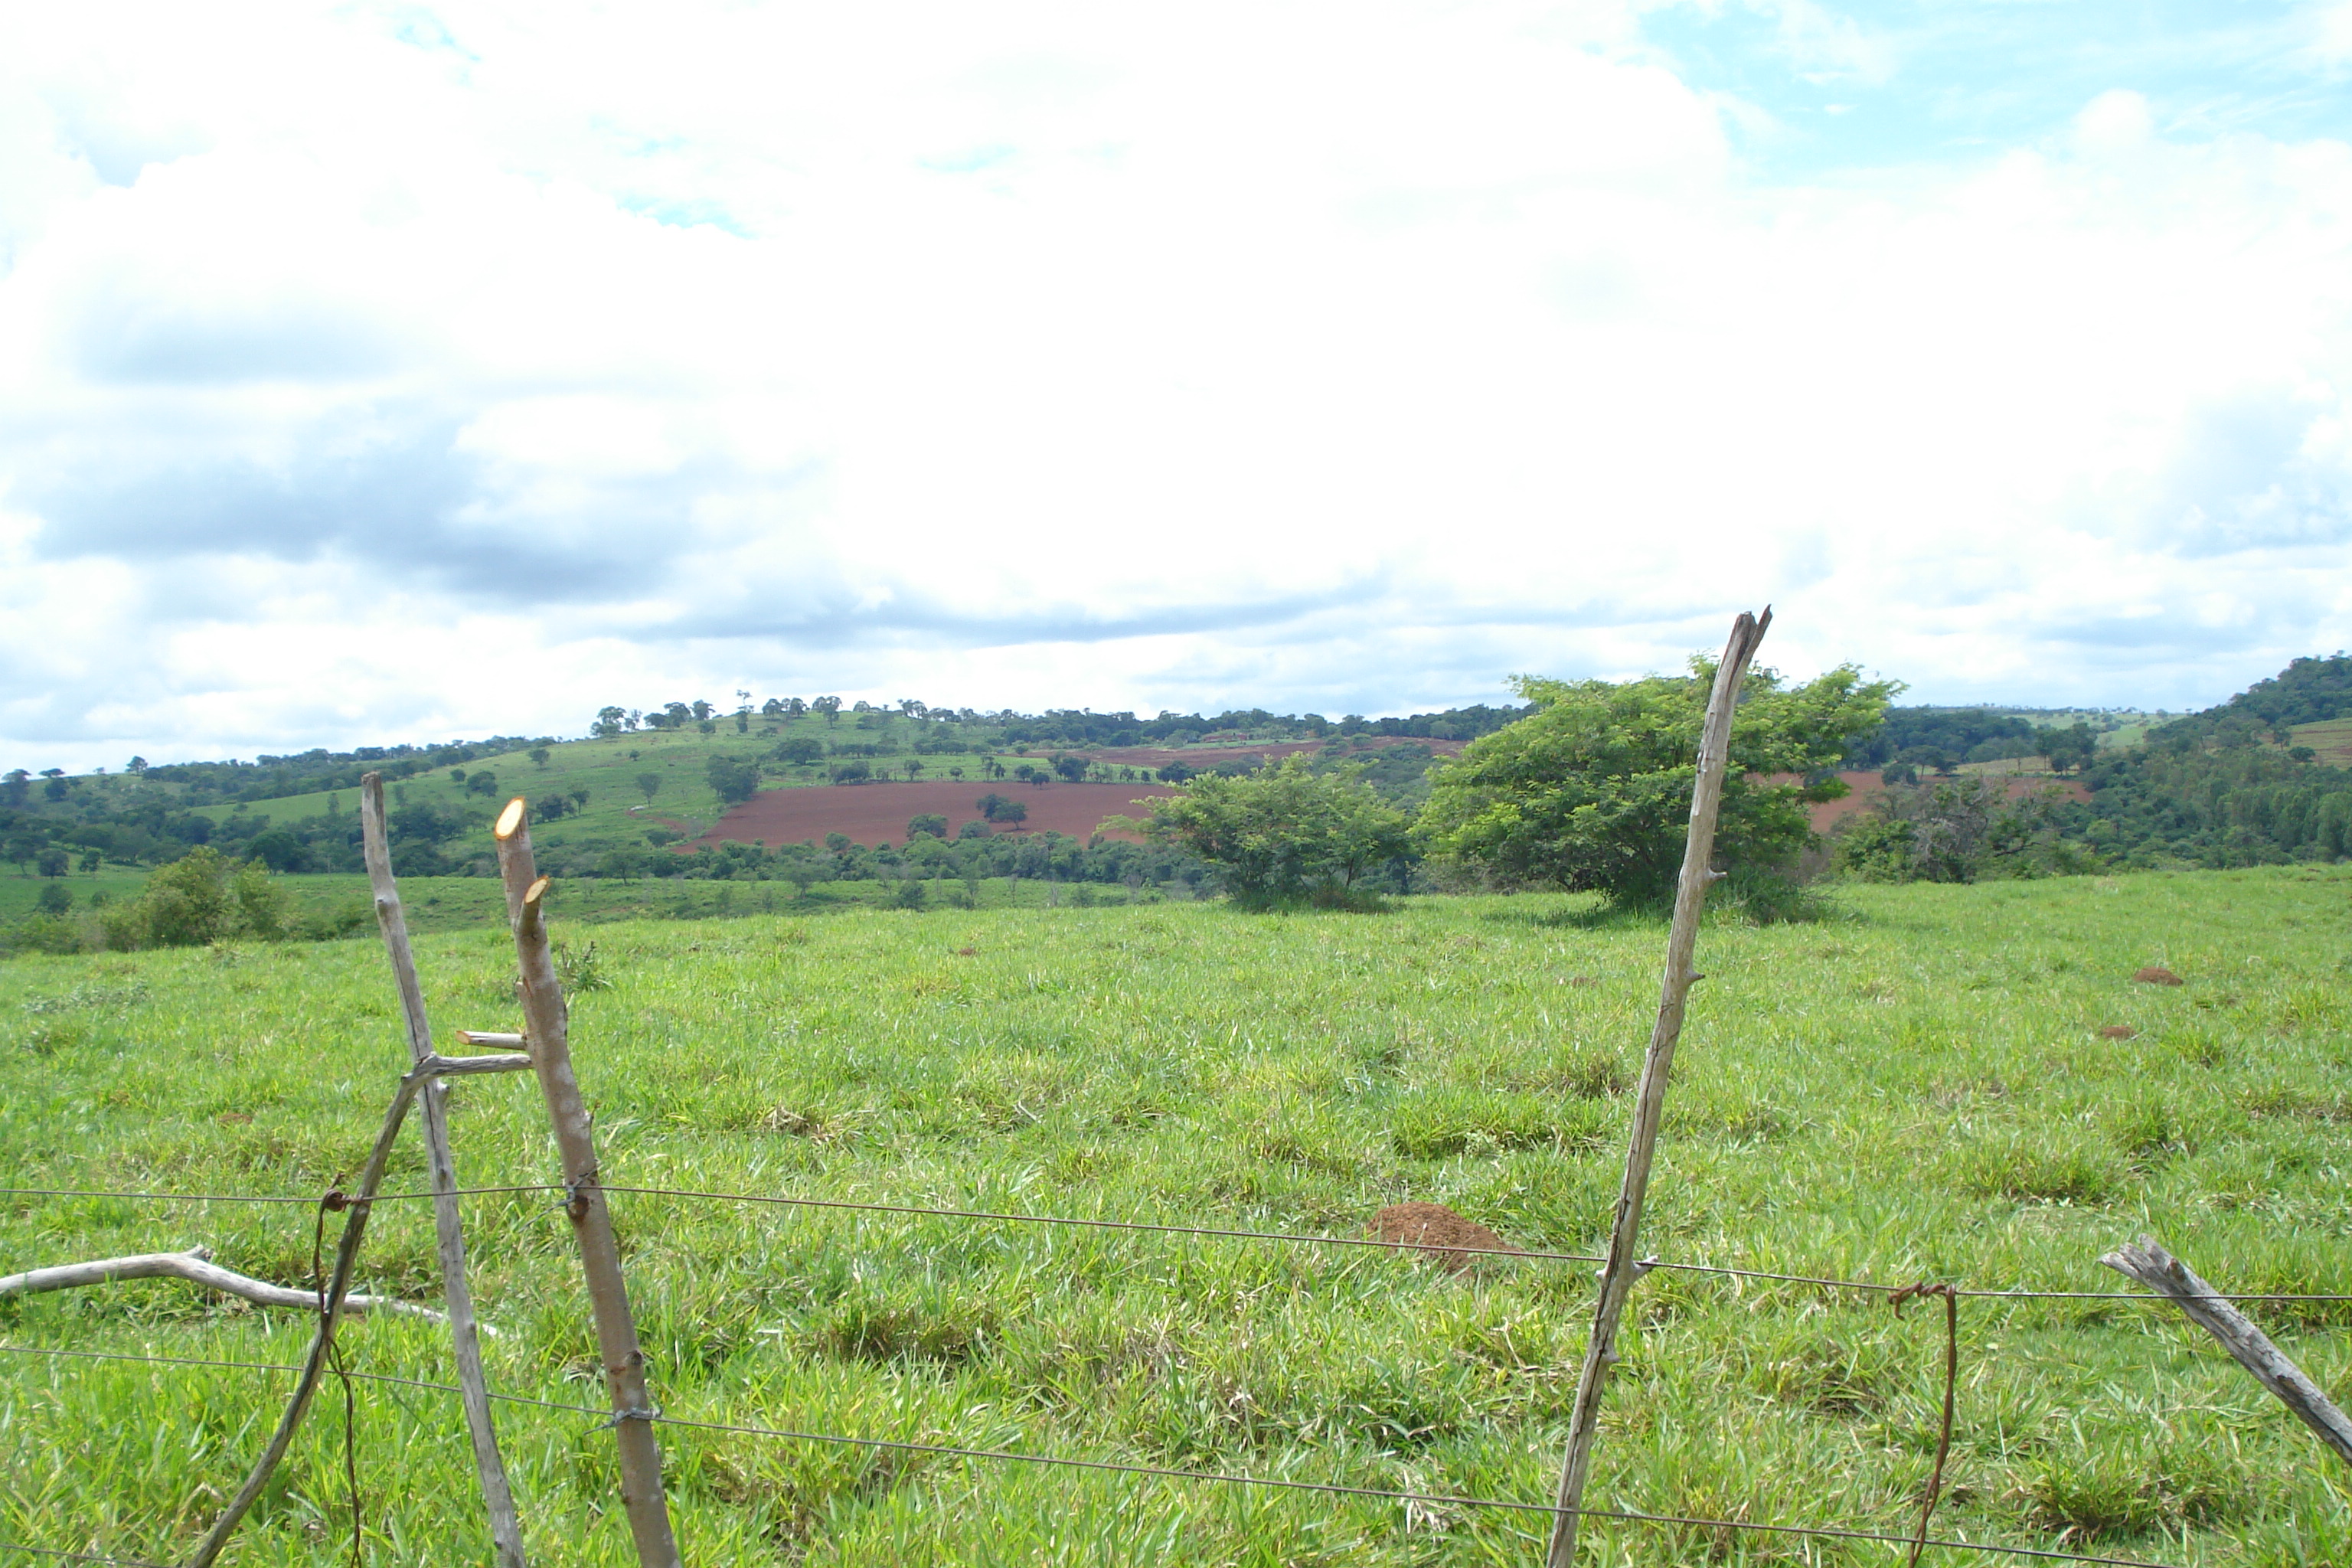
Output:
left=495, top=798, right=527, bottom=839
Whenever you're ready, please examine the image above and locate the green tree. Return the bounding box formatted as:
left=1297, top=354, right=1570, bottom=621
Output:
left=813, top=696, right=842, bottom=727
left=1052, top=754, right=1088, bottom=782
left=774, top=737, right=824, bottom=766
left=77, top=848, right=101, bottom=876
left=528, top=746, right=552, bottom=768
left=635, top=773, right=663, bottom=805
left=1419, top=662, right=1895, bottom=906
left=35, top=881, right=71, bottom=915
left=36, top=847, right=68, bottom=878
left=102, top=847, right=286, bottom=949
left=1129, top=756, right=1409, bottom=903
left=907, top=813, right=949, bottom=839
left=707, top=756, right=762, bottom=805
left=593, top=705, right=629, bottom=738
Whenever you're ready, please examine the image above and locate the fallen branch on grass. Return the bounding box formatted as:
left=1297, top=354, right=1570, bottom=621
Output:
left=0, top=1246, right=454, bottom=1325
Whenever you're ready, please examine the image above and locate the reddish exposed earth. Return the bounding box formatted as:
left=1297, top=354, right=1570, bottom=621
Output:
left=686, top=780, right=1181, bottom=850
left=1798, top=770, right=2089, bottom=833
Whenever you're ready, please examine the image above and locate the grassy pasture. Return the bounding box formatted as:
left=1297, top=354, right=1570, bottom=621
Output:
left=4, top=867, right=2351, bottom=1564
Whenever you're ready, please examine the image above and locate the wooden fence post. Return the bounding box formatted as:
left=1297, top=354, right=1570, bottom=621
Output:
left=492, top=799, right=684, bottom=1568
left=360, top=773, right=530, bottom=1568
left=2102, top=1235, right=2352, bottom=1467
left=1545, top=608, right=1771, bottom=1568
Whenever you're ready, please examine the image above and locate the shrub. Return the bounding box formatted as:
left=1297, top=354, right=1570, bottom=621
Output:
left=101, top=847, right=288, bottom=950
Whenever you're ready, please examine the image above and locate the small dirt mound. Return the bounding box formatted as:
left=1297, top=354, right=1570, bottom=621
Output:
left=2134, top=966, right=2184, bottom=986
left=1368, top=1202, right=1518, bottom=1273
left=2096, top=1024, right=2138, bottom=1040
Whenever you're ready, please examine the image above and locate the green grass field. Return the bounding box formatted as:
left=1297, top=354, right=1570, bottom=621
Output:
left=5, top=867, right=2351, bottom=1564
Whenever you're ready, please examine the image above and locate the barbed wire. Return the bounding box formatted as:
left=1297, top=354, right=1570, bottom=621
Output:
left=10, top=1180, right=2352, bottom=1302
left=0, top=1341, right=2183, bottom=1568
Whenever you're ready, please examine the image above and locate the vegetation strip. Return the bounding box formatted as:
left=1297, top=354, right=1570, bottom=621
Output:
left=0, top=1344, right=2190, bottom=1568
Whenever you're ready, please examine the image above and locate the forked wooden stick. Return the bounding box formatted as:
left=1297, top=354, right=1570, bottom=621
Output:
left=1, top=1246, right=446, bottom=1321
left=361, top=771, right=531, bottom=1568
left=1547, top=608, right=1772, bottom=1568
left=495, top=799, right=683, bottom=1568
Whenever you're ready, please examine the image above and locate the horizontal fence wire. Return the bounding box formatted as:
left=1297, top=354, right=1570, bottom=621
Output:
left=0, top=1341, right=2185, bottom=1568
left=0, top=1541, right=171, bottom=1567
left=8, top=1181, right=2352, bottom=1303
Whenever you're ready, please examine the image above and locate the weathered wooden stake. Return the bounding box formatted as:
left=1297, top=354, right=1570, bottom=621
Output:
left=2102, top=1235, right=2352, bottom=1467
left=1546, top=607, right=1771, bottom=1568
left=494, top=798, right=683, bottom=1568
left=361, top=772, right=531, bottom=1568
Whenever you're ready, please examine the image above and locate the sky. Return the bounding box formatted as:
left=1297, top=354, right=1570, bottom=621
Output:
left=4, top=1, right=2351, bottom=770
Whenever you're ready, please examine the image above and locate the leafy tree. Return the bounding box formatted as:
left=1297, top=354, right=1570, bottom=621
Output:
left=761, top=697, right=786, bottom=717
left=35, top=881, right=71, bottom=915
left=991, top=798, right=1028, bottom=827
left=813, top=696, right=843, bottom=727
left=43, top=777, right=67, bottom=802
left=774, top=737, right=825, bottom=766
left=1840, top=779, right=2093, bottom=882
left=127, top=756, right=148, bottom=774
left=528, top=746, right=552, bottom=768
left=449, top=769, right=467, bottom=785
left=1128, top=756, right=1408, bottom=903
left=466, top=770, right=500, bottom=799
left=907, top=813, right=949, bottom=839
left=244, top=829, right=310, bottom=872
left=1, top=770, right=27, bottom=808
left=691, top=699, right=715, bottom=721
left=593, top=705, right=629, bottom=738
left=2038, top=723, right=2097, bottom=776
left=1155, top=760, right=1195, bottom=783
left=102, top=847, right=286, bottom=949
left=635, top=773, right=663, bottom=805
left=36, top=847, right=68, bottom=878
left=1052, top=754, right=1089, bottom=782
left=77, top=848, right=101, bottom=875
left=830, top=760, right=872, bottom=785
left=707, top=756, right=763, bottom=805
left=1420, top=662, right=1895, bottom=906
left=905, top=760, right=926, bottom=782
left=824, top=831, right=852, bottom=854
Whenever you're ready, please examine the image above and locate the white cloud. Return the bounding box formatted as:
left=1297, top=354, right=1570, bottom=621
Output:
left=1, top=1, right=2350, bottom=769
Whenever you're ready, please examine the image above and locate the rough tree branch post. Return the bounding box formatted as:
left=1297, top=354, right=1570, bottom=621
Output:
left=493, top=795, right=684, bottom=1568
left=1546, top=606, right=1772, bottom=1568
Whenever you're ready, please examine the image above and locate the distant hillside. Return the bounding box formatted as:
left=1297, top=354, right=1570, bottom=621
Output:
left=2148, top=653, right=2352, bottom=746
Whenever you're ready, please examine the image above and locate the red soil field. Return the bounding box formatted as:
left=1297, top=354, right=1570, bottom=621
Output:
left=688, top=780, right=1181, bottom=851
left=1079, top=736, right=1465, bottom=768
left=1798, top=769, right=2090, bottom=832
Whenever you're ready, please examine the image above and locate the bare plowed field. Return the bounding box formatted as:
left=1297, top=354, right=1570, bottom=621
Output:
left=690, top=780, right=1179, bottom=849
left=1802, top=769, right=2090, bottom=831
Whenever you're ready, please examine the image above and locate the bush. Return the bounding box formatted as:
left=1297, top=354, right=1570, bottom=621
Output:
left=101, top=847, right=289, bottom=949
left=907, top=813, right=949, bottom=839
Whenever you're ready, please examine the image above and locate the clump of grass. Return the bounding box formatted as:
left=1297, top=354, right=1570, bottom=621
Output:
left=1954, top=1134, right=2125, bottom=1204
left=554, top=939, right=612, bottom=992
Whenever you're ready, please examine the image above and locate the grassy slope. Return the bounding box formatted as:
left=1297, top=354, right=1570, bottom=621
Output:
left=172, top=717, right=1132, bottom=863
left=4, top=868, right=2350, bottom=1564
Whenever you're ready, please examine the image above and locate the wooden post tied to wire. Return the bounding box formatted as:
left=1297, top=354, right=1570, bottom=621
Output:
left=492, top=796, right=683, bottom=1568
left=1546, top=607, right=1772, bottom=1568
left=359, top=771, right=530, bottom=1568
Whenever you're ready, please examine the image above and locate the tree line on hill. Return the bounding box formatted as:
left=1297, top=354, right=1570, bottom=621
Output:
left=10, top=653, right=2352, bottom=954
